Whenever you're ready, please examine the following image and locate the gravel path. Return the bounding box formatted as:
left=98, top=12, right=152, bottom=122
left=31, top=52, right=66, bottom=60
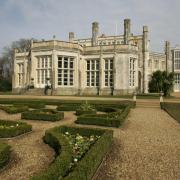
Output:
left=0, top=110, right=76, bottom=180
left=94, top=108, right=180, bottom=180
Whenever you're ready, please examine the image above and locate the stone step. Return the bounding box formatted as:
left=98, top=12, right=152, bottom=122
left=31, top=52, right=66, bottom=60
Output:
left=136, top=101, right=160, bottom=108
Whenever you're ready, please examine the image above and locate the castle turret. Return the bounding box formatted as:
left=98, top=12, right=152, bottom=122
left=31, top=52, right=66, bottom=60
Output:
left=92, top=22, right=99, bottom=46
left=165, top=41, right=172, bottom=72
left=143, top=26, right=149, bottom=93
left=124, top=19, right=131, bottom=44
left=69, top=32, right=75, bottom=42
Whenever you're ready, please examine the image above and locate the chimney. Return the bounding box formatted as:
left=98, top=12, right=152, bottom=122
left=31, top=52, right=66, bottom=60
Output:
left=69, top=32, right=75, bottom=42
left=124, top=19, right=131, bottom=44
left=92, top=22, right=99, bottom=46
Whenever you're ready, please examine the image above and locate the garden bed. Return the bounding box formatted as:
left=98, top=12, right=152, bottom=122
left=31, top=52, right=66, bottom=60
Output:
left=0, top=105, right=29, bottom=114
left=0, top=142, right=11, bottom=169
left=31, top=126, right=113, bottom=180
left=21, top=109, right=64, bottom=122
left=76, top=104, right=131, bottom=127
left=0, top=120, right=32, bottom=138
left=161, top=102, right=180, bottom=123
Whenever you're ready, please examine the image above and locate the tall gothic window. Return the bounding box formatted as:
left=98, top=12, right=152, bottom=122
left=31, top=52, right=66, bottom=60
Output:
left=18, top=63, right=24, bottom=86
left=104, top=59, right=113, bottom=87
left=36, top=56, right=52, bottom=85
left=174, top=51, right=180, bottom=70
left=86, top=59, right=99, bottom=87
left=174, top=74, right=180, bottom=91
left=129, top=58, right=136, bottom=87
left=58, top=56, right=74, bottom=86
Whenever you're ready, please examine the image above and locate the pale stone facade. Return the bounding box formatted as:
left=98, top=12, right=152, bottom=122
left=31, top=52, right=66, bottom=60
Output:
left=12, top=19, right=172, bottom=95
left=172, top=46, right=180, bottom=92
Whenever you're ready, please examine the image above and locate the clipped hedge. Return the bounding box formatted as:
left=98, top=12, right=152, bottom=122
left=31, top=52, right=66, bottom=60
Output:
left=0, top=120, right=32, bottom=138
left=31, top=126, right=113, bottom=180
left=22, top=109, right=64, bottom=122
left=76, top=104, right=131, bottom=127
left=0, top=142, right=11, bottom=169
left=13, top=103, right=45, bottom=109
left=0, top=105, right=29, bottom=114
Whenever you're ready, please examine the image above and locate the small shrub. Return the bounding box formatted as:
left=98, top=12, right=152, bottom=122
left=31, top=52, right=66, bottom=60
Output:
left=0, top=142, right=11, bottom=169
left=0, top=120, right=32, bottom=138
left=22, top=109, right=64, bottom=121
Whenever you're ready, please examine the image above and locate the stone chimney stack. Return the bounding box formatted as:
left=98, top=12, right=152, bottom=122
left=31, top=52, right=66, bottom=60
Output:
left=165, top=41, right=172, bottom=72
left=69, top=32, right=75, bottom=42
left=92, top=22, right=99, bottom=46
left=124, top=19, right=131, bottom=44
left=143, top=26, right=149, bottom=93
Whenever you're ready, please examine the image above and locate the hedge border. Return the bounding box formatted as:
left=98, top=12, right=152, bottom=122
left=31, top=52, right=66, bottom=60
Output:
left=0, top=142, right=11, bottom=169
left=21, top=109, right=64, bottom=122
left=31, top=126, right=113, bottom=180
left=75, top=104, right=131, bottom=127
left=0, top=105, right=29, bottom=114
left=0, top=120, right=32, bottom=138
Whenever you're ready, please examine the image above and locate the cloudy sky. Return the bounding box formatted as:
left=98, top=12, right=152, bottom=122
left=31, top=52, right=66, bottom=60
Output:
left=0, top=0, right=179, bottom=54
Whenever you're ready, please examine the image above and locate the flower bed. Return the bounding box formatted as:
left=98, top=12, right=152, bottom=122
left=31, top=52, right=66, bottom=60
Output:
left=21, top=109, right=64, bottom=122
left=0, top=105, right=29, bottom=114
left=0, top=142, right=11, bottom=169
left=31, top=126, right=113, bottom=180
left=0, top=120, right=32, bottom=138
left=76, top=104, right=131, bottom=127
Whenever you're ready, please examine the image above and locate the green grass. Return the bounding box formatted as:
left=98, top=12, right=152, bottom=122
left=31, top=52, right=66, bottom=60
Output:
left=161, top=102, right=180, bottom=123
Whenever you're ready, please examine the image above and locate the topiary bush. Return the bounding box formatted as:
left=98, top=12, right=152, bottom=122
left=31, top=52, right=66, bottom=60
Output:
left=0, top=120, right=32, bottom=138
left=76, top=101, right=96, bottom=115
left=21, top=109, right=64, bottom=122
left=0, top=105, right=29, bottom=114
left=31, top=126, right=113, bottom=180
left=0, top=142, right=11, bottom=169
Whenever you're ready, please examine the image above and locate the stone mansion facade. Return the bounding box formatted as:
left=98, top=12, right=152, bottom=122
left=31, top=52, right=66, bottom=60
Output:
left=12, top=19, right=179, bottom=95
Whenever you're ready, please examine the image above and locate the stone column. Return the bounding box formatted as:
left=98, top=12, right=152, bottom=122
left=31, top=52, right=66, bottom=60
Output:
left=12, top=49, right=18, bottom=90
left=52, top=40, right=57, bottom=92
left=92, top=22, right=99, bottom=46
left=165, top=41, right=172, bottom=72
left=124, top=19, right=131, bottom=45
left=99, top=45, right=104, bottom=95
left=69, top=32, right=75, bottom=42
left=143, top=26, right=149, bottom=93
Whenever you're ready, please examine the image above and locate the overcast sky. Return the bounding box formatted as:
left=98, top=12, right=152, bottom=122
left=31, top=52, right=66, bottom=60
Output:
left=0, top=0, right=179, bottom=55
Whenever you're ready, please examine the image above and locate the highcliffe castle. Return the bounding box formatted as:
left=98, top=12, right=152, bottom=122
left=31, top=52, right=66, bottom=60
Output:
left=12, top=19, right=180, bottom=95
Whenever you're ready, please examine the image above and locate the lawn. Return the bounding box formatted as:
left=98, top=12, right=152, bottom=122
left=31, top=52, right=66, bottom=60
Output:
left=161, top=102, right=180, bottom=123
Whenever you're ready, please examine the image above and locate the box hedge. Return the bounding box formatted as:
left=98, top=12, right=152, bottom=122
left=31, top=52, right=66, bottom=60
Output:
left=0, top=142, right=11, bottom=169
left=0, top=105, right=29, bottom=114
left=31, top=126, right=113, bottom=180
left=21, top=109, right=64, bottom=122
left=13, top=102, right=45, bottom=109
left=0, top=120, right=32, bottom=138
left=76, top=104, right=131, bottom=127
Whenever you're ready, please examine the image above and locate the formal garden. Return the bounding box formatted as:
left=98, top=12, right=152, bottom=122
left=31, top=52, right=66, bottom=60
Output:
left=0, top=98, right=135, bottom=179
